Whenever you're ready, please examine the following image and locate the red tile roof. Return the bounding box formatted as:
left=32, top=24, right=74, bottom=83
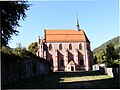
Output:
left=44, top=29, right=90, bottom=42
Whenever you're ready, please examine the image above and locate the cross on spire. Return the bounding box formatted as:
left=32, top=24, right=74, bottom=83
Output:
left=76, top=13, right=80, bottom=31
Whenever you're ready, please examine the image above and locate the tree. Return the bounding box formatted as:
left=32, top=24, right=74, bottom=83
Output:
left=93, top=55, right=97, bottom=64
left=28, top=42, right=38, bottom=55
left=1, top=45, right=12, bottom=55
left=94, top=50, right=106, bottom=64
left=12, top=43, right=22, bottom=56
left=12, top=43, right=28, bottom=58
left=1, top=1, right=30, bottom=46
left=105, top=43, right=117, bottom=66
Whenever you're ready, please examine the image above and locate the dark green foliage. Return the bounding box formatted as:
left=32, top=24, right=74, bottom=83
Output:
left=1, top=45, right=12, bottom=55
left=12, top=43, right=28, bottom=58
left=20, top=47, right=28, bottom=57
left=1, top=1, right=30, bottom=46
left=93, top=56, right=97, bottom=64
left=28, top=42, right=38, bottom=55
left=93, top=36, right=120, bottom=66
left=113, top=59, right=120, bottom=67
left=94, top=50, right=106, bottom=64
left=105, top=43, right=118, bottom=66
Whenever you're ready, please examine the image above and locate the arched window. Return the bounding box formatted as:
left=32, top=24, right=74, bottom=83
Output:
left=60, top=59, right=64, bottom=66
left=49, top=44, right=52, bottom=50
left=59, top=44, right=62, bottom=50
left=80, top=59, right=84, bottom=65
left=79, top=44, right=82, bottom=50
left=69, top=44, right=72, bottom=50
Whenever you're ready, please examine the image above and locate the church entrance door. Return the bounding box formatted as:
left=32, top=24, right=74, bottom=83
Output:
left=71, top=66, right=74, bottom=71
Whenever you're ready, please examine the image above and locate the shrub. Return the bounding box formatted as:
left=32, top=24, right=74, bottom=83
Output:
left=1, top=46, right=12, bottom=55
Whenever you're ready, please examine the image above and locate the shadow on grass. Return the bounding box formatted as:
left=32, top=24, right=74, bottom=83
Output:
left=52, top=70, right=105, bottom=77
left=2, top=70, right=119, bottom=89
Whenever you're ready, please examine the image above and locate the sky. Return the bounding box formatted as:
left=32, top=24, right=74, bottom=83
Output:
left=8, top=0, right=119, bottom=51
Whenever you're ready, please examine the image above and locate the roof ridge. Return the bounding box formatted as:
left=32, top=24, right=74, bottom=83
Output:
left=45, top=29, right=90, bottom=43
left=45, top=29, right=84, bottom=31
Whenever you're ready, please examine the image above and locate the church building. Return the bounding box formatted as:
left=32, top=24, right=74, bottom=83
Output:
left=37, top=17, right=93, bottom=71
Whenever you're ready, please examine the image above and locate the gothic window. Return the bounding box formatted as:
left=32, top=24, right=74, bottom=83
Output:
left=79, top=44, right=82, bottom=50
left=70, top=57, right=73, bottom=60
left=59, top=44, right=62, bottom=50
left=60, top=59, right=64, bottom=66
left=68, top=57, right=73, bottom=63
left=69, top=44, right=72, bottom=50
left=49, top=44, right=52, bottom=50
left=80, top=59, right=84, bottom=65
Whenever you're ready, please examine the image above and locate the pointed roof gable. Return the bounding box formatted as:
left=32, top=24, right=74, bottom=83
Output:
left=44, top=29, right=90, bottom=43
left=69, top=60, right=76, bottom=65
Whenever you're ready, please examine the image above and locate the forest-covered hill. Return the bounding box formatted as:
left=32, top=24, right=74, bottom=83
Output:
left=93, top=36, right=119, bottom=66
left=93, top=36, right=120, bottom=53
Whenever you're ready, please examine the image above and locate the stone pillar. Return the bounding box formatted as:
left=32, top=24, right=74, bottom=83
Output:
left=42, top=47, right=44, bottom=58
left=54, top=49, right=58, bottom=71
left=39, top=49, right=42, bottom=57
left=74, top=49, right=78, bottom=64
left=44, top=50, right=46, bottom=59
left=85, top=50, right=90, bottom=71
left=39, top=43, right=43, bottom=58
left=65, top=49, right=68, bottom=66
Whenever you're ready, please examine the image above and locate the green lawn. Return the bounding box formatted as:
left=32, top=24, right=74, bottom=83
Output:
left=2, top=70, right=119, bottom=89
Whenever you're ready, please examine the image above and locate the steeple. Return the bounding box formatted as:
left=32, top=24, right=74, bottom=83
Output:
left=76, top=13, right=80, bottom=31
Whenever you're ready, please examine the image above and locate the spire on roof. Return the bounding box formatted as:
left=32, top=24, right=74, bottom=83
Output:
left=76, top=13, right=80, bottom=31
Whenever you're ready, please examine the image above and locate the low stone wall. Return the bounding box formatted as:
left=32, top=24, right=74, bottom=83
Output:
left=105, top=68, right=113, bottom=77
left=2, top=57, right=50, bottom=85
left=92, top=64, right=119, bottom=78
left=105, top=67, right=119, bottom=78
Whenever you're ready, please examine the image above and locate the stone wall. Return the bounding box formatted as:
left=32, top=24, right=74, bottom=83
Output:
left=105, top=68, right=113, bottom=77
left=92, top=64, right=119, bottom=78
left=105, top=67, right=119, bottom=78
left=2, top=57, right=50, bottom=85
